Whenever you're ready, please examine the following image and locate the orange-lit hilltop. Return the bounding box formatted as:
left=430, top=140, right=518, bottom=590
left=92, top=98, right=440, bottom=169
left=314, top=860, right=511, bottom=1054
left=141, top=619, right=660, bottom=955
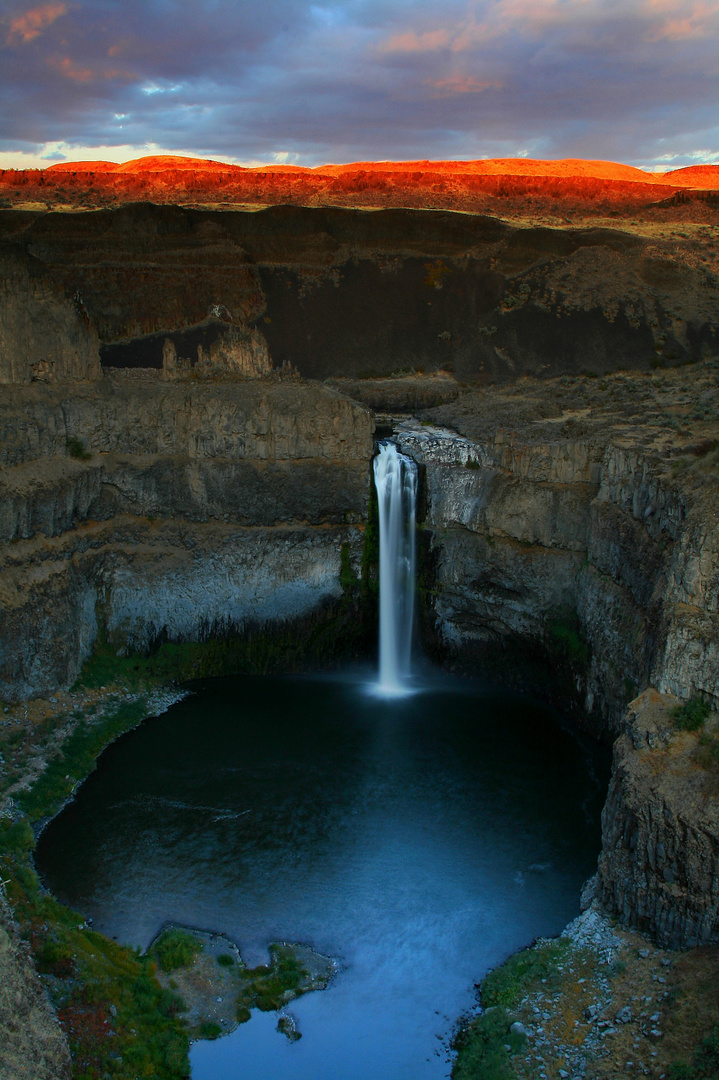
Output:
left=1, top=154, right=718, bottom=214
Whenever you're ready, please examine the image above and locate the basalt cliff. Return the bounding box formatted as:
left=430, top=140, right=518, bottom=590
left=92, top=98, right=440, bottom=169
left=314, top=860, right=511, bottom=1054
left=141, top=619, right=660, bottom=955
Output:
left=0, top=162, right=718, bottom=1076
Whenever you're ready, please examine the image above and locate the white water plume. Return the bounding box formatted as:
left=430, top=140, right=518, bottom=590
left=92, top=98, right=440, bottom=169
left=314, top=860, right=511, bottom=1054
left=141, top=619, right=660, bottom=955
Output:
left=373, top=442, right=418, bottom=696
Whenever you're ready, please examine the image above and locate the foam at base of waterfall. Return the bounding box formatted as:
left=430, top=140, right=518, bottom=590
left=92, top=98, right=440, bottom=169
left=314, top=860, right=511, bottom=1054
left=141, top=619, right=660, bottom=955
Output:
left=365, top=677, right=418, bottom=700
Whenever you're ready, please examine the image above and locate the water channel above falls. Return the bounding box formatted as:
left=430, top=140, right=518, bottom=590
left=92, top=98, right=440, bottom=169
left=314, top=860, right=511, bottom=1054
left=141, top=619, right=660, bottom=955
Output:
left=37, top=673, right=609, bottom=1079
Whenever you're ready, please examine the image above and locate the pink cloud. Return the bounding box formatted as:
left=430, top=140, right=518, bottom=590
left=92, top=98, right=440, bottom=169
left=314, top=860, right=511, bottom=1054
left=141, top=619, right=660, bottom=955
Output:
left=46, top=54, right=133, bottom=82
left=644, top=0, right=719, bottom=39
left=427, top=75, right=502, bottom=95
left=6, top=2, right=67, bottom=45
left=47, top=55, right=94, bottom=81
left=377, top=0, right=584, bottom=57
left=379, top=28, right=451, bottom=53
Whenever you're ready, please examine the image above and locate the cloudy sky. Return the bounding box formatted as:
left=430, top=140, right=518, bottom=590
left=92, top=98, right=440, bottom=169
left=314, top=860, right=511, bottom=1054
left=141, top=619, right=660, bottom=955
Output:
left=1, top=0, right=718, bottom=170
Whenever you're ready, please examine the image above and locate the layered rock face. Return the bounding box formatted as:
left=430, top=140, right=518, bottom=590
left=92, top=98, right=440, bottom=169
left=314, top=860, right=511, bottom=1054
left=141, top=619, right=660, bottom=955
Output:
left=394, top=370, right=718, bottom=946
left=0, top=375, right=373, bottom=700
left=400, top=365, right=719, bottom=735
left=0, top=198, right=717, bottom=957
left=0, top=244, right=100, bottom=384
left=1, top=204, right=716, bottom=387
left=598, top=689, right=719, bottom=948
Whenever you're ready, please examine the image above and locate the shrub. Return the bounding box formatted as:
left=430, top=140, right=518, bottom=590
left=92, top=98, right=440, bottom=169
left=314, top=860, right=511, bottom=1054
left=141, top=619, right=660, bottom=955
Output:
left=672, top=698, right=711, bottom=732
left=693, top=1026, right=719, bottom=1075
left=66, top=438, right=91, bottom=460
left=668, top=1025, right=719, bottom=1079
left=197, top=1021, right=222, bottom=1040
left=0, top=818, right=35, bottom=853
left=548, top=616, right=589, bottom=667
left=152, top=929, right=203, bottom=973
left=340, top=543, right=358, bottom=592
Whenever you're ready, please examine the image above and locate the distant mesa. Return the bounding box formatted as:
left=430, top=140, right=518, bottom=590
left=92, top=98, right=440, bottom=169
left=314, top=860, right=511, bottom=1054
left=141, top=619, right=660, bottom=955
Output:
left=40, top=153, right=719, bottom=187
left=314, top=158, right=659, bottom=182
left=44, top=160, right=121, bottom=172
left=4, top=154, right=718, bottom=214
left=44, top=156, right=237, bottom=173
left=661, top=163, right=719, bottom=185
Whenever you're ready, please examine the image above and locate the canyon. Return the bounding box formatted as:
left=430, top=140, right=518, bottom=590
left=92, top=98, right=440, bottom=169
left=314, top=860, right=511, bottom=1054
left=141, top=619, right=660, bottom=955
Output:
left=0, top=158, right=717, bottom=1078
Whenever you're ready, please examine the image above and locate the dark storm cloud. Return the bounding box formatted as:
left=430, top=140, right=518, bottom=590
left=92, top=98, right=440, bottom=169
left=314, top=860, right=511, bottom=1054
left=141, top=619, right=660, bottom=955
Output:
left=1, top=0, right=718, bottom=167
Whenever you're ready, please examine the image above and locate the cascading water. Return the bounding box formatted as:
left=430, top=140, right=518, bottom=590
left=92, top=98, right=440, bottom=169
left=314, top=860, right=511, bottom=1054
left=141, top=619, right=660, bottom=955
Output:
left=373, top=442, right=418, bottom=695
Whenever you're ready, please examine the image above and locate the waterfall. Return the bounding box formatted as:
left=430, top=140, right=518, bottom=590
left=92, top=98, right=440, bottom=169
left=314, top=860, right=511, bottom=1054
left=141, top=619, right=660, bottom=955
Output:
left=373, top=442, right=418, bottom=695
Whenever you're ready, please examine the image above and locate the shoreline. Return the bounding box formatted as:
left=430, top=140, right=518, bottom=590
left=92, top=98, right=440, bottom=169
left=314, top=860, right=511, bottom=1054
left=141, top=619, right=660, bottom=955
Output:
left=0, top=675, right=194, bottom=1079
left=1, top=671, right=717, bottom=1080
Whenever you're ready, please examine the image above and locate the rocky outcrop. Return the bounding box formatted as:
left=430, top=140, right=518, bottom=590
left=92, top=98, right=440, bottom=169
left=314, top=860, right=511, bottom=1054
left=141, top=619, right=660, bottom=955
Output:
left=0, top=518, right=365, bottom=700
left=598, top=689, right=719, bottom=948
left=391, top=369, right=718, bottom=947
left=0, top=895, right=71, bottom=1079
left=164, top=324, right=272, bottom=378
left=0, top=244, right=100, bottom=384
left=0, top=375, right=370, bottom=470
left=400, top=363, right=719, bottom=733
left=0, top=375, right=373, bottom=701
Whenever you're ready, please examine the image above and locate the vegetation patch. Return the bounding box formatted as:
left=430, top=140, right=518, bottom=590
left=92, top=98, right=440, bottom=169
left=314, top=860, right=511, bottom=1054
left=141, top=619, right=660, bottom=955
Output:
left=481, top=940, right=570, bottom=1010
left=0, top=838, right=189, bottom=1080
left=669, top=1025, right=719, bottom=1079
left=196, top=1021, right=222, bottom=1041
left=672, top=697, right=711, bottom=732
left=0, top=687, right=193, bottom=1079
left=235, top=944, right=331, bottom=1019
left=453, top=940, right=571, bottom=1080
left=75, top=602, right=371, bottom=692
left=152, top=929, right=203, bottom=974
left=361, top=472, right=380, bottom=599
left=15, top=698, right=150, bottom=821
left=547, top=612, right=590, bottom=668
left=339, top=541, right=359, bottom=592
left=453, top=1006, right=526, bottom=1080
left=453, top=916, right=719, bottom=1080
left=149, top=928, right=334, bottom=1041
left=66, top=437, right=92, bottom=460
left=693, top=730, right=719, bottom=774
left=663, top=946, right=719, bottom=1080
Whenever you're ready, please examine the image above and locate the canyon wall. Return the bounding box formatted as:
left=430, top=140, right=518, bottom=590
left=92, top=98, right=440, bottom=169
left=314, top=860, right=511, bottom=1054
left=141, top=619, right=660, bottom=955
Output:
left=0, top=242, right=100, bottom=384
left=0, top=375, right=373, bottom=701
left=1, top=204, right=716, bottom=387
left=393, top=370, right=718, bottom=947
left=398, top=368, right=718, bottom=736
left=1, top=200, right=718, bottom=953
left=598, top=689, right=719, bottom=948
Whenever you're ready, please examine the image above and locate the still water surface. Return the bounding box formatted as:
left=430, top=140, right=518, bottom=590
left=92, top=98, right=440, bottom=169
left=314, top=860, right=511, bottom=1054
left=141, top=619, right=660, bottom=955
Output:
left=37, top=672, right=608, bottom=1079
